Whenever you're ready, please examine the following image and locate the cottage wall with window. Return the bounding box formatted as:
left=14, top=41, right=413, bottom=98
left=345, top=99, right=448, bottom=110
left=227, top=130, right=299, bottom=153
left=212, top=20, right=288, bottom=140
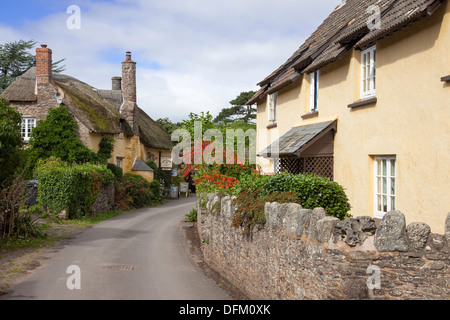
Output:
left=252, top=0, right=450, bottom=233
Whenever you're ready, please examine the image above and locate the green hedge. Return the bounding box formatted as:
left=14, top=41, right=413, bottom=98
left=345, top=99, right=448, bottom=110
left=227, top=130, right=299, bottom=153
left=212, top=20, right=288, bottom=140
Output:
left=232, top=172, right=351, bottom=220
left=36, top=157, right=114, bottom=219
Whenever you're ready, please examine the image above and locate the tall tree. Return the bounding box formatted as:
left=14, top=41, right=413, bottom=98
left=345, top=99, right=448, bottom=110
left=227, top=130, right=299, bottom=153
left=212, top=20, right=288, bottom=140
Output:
left=214, top=91, right=256, bottom=124
left=156, top=117, right=179, bottom=135
left=0, top=98, right=24, bottom=186
left=0, top=40, right=66, bottom=93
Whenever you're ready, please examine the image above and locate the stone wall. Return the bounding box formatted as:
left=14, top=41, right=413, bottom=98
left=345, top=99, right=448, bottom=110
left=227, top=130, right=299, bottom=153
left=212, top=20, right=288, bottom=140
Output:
left=197, top=193, right=450, bottom=300
left=91, top=182, right=115, bottom=216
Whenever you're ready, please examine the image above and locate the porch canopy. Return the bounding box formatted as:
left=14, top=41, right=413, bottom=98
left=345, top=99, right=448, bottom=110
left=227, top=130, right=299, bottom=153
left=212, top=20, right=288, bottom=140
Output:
left=259, top=121, right=337, bottom=158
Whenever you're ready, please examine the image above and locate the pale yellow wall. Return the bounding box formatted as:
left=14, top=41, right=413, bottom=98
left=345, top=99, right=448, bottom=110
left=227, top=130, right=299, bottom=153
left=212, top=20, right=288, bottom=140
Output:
left=87, top=133, right=127, bottom=168
left=256, top=2, right=450, bottom=233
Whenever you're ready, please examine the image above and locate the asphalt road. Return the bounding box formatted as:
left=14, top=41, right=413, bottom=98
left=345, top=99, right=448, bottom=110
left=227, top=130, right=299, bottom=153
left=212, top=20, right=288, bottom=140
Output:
left=1, top=195, right=232, bottom=300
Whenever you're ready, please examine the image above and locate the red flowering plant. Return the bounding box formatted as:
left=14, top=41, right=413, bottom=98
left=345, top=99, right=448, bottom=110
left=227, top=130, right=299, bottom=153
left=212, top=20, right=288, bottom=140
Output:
left=180, top=140, right=256, bottom=196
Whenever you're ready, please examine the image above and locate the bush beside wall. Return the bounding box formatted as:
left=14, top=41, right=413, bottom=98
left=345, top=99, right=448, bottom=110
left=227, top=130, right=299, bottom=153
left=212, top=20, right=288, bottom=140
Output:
left=36, top=157, right=115, bottom=219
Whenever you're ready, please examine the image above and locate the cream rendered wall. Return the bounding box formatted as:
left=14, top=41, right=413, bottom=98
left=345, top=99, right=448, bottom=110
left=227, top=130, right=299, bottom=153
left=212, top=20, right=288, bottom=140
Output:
left=256, top=78, right=303, bottom=174
left=87, top=133, right=127, bottom=168
left=256, top=2, right=450, bottom=233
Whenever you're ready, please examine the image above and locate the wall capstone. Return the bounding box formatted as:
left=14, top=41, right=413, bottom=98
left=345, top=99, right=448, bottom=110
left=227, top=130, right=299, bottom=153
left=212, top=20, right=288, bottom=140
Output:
left=374, top=210, right=409, bottom=252
left=407, top=222, right=431, bottom=250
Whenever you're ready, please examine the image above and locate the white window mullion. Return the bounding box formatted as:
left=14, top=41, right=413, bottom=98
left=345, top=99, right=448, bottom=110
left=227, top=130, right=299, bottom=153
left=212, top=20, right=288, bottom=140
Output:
left=268, top=92, right=277, bottom=122
left=374, top=156, right=396, bottom=219
left=361, top=46, right=376, bottom=98
left=310, top=71, right=319, bottom=111
left=21, top=118, right=36, bottom=141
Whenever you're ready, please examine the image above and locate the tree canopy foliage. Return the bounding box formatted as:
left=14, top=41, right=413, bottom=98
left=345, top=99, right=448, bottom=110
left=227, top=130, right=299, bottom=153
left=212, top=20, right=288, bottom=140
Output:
left=214, top=91, right=256, bottom=124
left=0, top=98, right=24, bottom=186
left=0, top=40, right=65, bottom=93
left=25, top=107, right=115, bottom=175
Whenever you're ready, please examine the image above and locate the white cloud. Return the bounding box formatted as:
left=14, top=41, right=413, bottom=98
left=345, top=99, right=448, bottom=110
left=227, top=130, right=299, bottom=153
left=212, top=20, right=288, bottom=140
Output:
left=6, top=0, right=339, bottom=122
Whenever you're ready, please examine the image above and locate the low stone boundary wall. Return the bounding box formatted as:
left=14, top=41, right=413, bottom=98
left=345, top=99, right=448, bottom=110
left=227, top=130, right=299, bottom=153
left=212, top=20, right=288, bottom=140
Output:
left=197, top=193, right=450, bottom=300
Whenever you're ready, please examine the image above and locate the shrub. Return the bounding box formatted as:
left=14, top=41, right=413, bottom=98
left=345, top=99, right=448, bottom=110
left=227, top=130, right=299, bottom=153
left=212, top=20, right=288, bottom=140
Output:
left=0, top=98, right=24, bottom=185
left=107, top=163, right=123, bottom=179
left=121, top=174, right=154, bottom=208
left=36, top=157, right=115, bottom=219
left=233, top=172, right=351, bottom=220
left=0, top=173, right=46, bottom=240
left=149, top=180, right=162, bottom=203
left=185, top=206, right=198, bottom=222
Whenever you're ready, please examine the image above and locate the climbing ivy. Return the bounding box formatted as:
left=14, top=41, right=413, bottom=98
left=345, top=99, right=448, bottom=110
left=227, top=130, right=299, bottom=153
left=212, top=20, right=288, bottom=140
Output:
left=36, top=157, right=114, bottom=219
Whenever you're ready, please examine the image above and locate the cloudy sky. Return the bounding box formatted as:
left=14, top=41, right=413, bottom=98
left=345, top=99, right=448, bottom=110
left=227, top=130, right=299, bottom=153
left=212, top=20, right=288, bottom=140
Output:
left=1, top=0, right=339, bottom=122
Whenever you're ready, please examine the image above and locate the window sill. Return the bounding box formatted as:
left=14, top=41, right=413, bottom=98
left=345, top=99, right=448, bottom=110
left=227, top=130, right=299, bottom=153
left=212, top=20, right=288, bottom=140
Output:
left=266, top=122, right=277, bottom=129
left=348, top=96, right=377, bottom=109
left=301, top=110, right=319, bottom=119
left=441, top=75, right=450, bottom=82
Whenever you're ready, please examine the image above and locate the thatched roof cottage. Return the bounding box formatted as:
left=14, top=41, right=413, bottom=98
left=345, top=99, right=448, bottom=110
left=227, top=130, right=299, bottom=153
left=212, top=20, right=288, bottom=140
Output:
left=1, top=45, right=173, bottom=181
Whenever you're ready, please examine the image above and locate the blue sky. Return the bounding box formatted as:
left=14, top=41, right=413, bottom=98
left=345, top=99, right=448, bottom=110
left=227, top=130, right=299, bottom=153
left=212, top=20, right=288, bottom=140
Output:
left=1, top=0, right=339, bottom=122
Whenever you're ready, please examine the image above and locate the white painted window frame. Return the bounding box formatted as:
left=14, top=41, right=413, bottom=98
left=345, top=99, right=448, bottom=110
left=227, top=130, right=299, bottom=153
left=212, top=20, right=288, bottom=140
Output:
left=268, top=92, right=278, bottom=122
left=21, top=117, right=36, bottom=142
left=361, top=45, right=376, bottom=99
left=310, top=70, right=319, bottom=111
left=374, top=156, right=396, bottom=219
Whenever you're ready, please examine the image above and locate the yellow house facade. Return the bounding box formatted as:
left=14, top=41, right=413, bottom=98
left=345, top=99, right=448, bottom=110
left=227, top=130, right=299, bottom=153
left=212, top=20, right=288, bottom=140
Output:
left=250, top=0, right=450, bottom=233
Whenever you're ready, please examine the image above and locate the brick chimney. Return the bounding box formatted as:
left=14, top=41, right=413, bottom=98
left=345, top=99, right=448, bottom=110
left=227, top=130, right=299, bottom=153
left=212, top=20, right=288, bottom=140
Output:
left=36, top=44, right=52, bottom=85
left=121, top=51, right=139, bottom=136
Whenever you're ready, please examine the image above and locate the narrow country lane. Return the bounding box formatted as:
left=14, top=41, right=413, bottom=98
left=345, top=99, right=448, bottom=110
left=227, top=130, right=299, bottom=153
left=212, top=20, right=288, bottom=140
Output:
left=1, top=195, right=232, bottom=300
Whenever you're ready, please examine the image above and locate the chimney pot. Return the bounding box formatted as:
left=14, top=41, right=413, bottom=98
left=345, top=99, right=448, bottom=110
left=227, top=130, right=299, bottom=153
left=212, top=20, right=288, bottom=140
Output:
left=126, top=51, right=132, bottom=61
left=36, top=45, right=52, bottom=86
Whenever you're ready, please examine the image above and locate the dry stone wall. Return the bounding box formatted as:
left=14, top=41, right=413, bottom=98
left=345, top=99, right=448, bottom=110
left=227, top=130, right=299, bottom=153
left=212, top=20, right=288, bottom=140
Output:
left=197, top=193, right=450, bottom=300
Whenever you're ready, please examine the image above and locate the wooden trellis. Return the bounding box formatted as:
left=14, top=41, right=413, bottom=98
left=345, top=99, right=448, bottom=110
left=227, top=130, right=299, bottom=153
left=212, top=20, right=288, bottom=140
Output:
left=276, top=156, right=334, bottom=180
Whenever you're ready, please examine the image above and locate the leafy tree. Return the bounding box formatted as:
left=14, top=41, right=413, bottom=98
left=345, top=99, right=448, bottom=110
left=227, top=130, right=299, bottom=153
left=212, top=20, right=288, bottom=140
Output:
left=179, top=111, right=217, bottom=139
left=0, top=98, right=23, bottom=186
left=0, top=40, right=65, bottom=93
left=25, top=107, right=115, bottom=173
left=214, top=91, right=256, bottom=124
left=26, top=107, right=96, bottom=167
left=156, top=117, right=179, bottom=135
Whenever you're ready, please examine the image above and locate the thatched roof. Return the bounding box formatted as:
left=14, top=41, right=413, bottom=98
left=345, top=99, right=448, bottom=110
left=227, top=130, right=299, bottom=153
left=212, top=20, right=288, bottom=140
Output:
left=53, top=73, right=123, bottom=135
left=98, top=87, right=173, bottom=150
left=2, top=66, right=173, bottom=149
left=248, top=0, right=445, bottom=105
left=138, top=107, right=174, bottom=150
left=1, top=67, right=37, bottom=102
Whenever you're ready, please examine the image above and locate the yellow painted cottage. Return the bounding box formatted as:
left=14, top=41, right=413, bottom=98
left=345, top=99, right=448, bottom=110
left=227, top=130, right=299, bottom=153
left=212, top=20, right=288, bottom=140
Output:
left=1, top=46, right=173, bottom=182
left=249, top=0, right=450, bottom=233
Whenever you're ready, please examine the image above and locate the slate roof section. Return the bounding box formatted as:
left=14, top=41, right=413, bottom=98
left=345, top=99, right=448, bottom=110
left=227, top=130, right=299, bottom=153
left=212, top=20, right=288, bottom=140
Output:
left=132, top=158, right=154, bottom=171
left=259, top=121, right=337, bottom=158
left=248, top=0, right=446, bottom=105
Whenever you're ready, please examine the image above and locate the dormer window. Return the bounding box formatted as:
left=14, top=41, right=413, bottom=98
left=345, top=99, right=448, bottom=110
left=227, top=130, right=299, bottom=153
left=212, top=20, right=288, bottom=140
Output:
left=361, top=46, right=376, bottom=98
